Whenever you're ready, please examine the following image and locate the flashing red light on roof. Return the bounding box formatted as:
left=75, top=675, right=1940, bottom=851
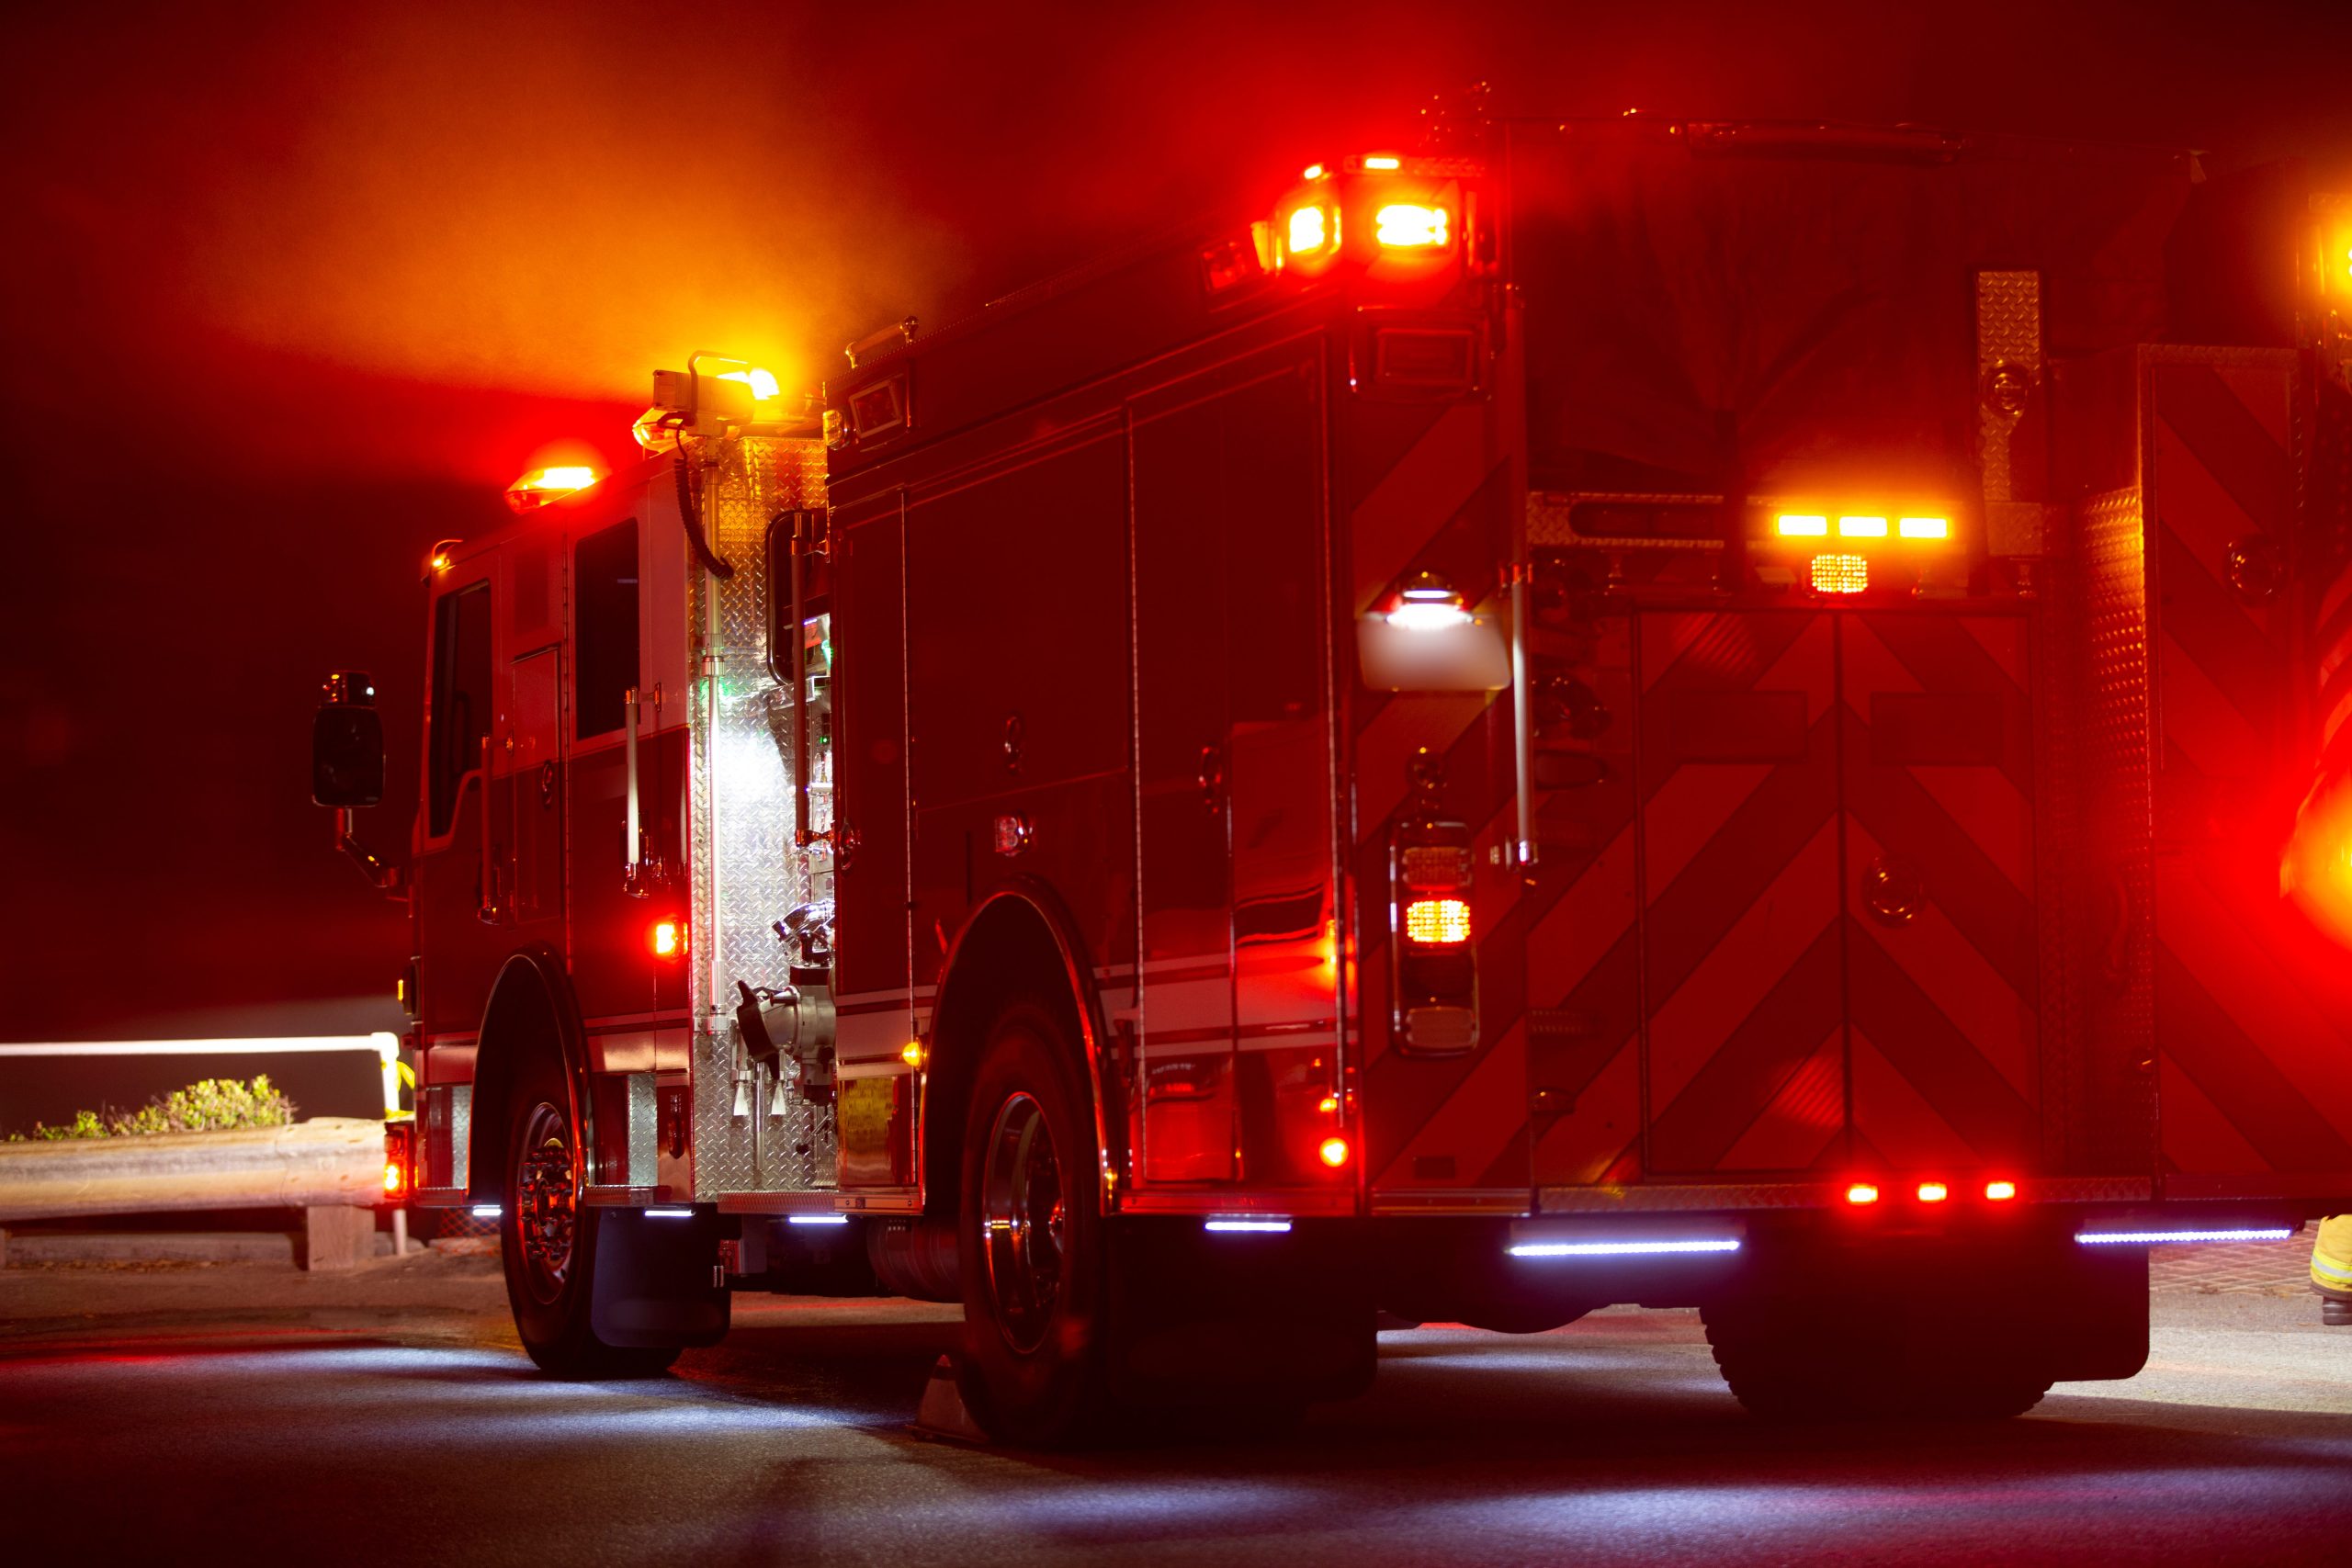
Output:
left=1846, top=1181, right=1881, bottom=1205
left=1917, top=1180, right=1950, bottom=1203
left=1363, top=154, right=1402, bottom=170
left=505, top=466, right=599, bottom=513
left=1985, top=1179, right=2018, bottom=1201
left=1287, top=204, right=1334, bottom=257
left=1375, top=204, right=1451, bottom=248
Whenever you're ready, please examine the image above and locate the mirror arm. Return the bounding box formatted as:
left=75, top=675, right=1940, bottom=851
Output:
left=334, top=807, right=406, bottom=899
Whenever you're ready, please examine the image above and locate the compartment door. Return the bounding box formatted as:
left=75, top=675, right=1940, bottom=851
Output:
left=1131, top=352, right=1332, bottom=1185
left=1839, top=612, right=2041, bottom=1171
left=1636, top=610, right=1845, bottom=1174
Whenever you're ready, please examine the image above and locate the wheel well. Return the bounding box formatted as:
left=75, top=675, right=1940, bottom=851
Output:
left=922, top=891, right=1111, bottom=1224
left=467, top=946, right=583, bottom=1205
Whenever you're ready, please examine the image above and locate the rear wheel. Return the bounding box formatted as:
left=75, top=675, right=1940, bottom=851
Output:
left=499, top=1056, right=677, bottom=1379
left=1703, top=1293, right=2049, bottom=1421
left=957, top=998, right=1111, bottom=1444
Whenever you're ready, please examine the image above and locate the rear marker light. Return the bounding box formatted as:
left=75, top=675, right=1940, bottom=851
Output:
left=645, top=1207, right=695, bottom=1219
left=1776, top=513, right=1829, bottom=537
left=1838, top=515, right=1889, bottom=538
left=471, top=1204, right=502, bottom=1220
left=1846, top=1182, right=1881, bottom=1205
left=900, top=1041, right=925, bottom=1067
left=1404, top=897, right=1473, bottom=945
left=2075, top=1228, right=2296, bottom=1246
left=1899, top=516, right=1950, bottom=539
left=1917, top=1181, right=1950, bottom=1203
left=787, top=1214, right=850, bottom=1227
left=1374, top=204, right=1450, bottom=248
left=1318, top=1136, right=1351, bottom=1168
left=1510, top=1238, right=1742, bottom=1258
left=1204, top=1218, right=1294, bottom=1234
left=1984, top=1179, right=2018, bottom=1201
left=1811, top=554, right=1869, bottom=594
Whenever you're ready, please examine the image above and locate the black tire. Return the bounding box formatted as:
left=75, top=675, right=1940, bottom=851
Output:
left=956, top=998, right=1110, bottom=1445
left=1702, top=1294, right=2049, bottom=1422
left=499, top=1053, right=678, bottom=1379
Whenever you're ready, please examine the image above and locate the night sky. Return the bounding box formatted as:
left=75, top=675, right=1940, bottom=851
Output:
left=6, top=0, right=2351, bottom=1043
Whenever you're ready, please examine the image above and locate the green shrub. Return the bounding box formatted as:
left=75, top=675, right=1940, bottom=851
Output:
left=7, top=1077, right=298, bottom=1142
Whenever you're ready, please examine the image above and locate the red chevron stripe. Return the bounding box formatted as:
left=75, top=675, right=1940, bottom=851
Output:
left=1648, top=922, right=1846, bottom=1172
left=1846, top=931, right=2037, bottom=1163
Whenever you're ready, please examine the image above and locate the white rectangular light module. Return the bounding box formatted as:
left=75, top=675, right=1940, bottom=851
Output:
left=469, top=1204, right=502, bottom=1220
left=1508, top=1237, right=1742, bottom=1258
left=644, top=1207, right=695, bottom=1219
left=1204, top=1218, right=1294, bottom=1234
left=787, top=1213, right=851, bottom=1226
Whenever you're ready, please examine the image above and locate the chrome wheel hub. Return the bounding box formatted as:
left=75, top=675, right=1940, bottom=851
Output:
left=978, top=1090, right=1066, bottom=1354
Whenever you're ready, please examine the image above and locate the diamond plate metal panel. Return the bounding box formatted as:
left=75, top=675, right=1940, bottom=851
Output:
left=2064, top=486, right=2158, bottom=1174
left=688, top=436, right=837, bottom=1198
left=1977, top=269, right=2052, bottom=556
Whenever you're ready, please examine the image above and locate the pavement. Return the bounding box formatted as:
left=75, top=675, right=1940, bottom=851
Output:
left=0, top=1239, right=2346, bottom=1566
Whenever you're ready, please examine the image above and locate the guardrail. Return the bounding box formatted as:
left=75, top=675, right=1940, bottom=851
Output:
left=0, top=1033, right=413, bottom=1269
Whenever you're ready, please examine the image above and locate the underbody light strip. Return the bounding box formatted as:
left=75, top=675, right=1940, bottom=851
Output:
left=1510, top=1238, right=1742, bottom=1258
left=786, top=1213, right=851, bottom=1226
left=644, top=1208, right=695, bottom=1219
left=2075, top=1228, right=2295, bottom=1246
left=1204, top=1218, right=1294, bottom=1234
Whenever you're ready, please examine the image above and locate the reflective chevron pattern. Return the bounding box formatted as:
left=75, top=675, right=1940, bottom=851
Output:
left=2147, top=355, right=2352, bottom=1186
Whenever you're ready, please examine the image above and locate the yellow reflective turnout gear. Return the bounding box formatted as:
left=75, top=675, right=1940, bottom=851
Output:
left=2314, top=1214, right=2352, bottom=1300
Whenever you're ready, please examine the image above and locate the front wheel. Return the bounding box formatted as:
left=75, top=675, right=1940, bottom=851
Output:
left=499, top=1059, right=678, bottom=1379
left=956, top=999, right=1110, bottom=1444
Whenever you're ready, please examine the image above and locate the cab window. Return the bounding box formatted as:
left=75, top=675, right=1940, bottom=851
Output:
left=574, top=518, right=639, bottom=739
left=427, top=581, right=492, bottom=836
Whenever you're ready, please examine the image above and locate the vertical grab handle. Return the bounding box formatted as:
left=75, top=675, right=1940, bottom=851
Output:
left=787, top=509, right=830, bottom=850
left=476, top=734, right=505, bottom=924
left=622, top=685, right=653, bottom=897
left=1508, top=564, right=1536, bottom=876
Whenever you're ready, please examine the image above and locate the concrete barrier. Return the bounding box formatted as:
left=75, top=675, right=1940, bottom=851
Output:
left=0, top=1119, right=385, bottom=1269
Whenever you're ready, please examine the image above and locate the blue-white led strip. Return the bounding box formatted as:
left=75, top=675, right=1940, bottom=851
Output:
left=644, top=1208, right=696, bottom=1219
left=2075, top=1227, right=2294, bottom=1246
left=1204, top=1217, right=1293, bottom=1234
left=1509, top=1238, right=1742, bottom=1258
left=787, top=1213, right=851, bottom=1226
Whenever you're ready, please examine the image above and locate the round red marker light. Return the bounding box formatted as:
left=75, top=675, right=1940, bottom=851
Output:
left=1318, top=1136, right=1351, bottom=1168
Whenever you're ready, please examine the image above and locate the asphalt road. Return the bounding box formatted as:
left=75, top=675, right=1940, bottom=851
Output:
left=2, top=1247, right=2347, bottom=1566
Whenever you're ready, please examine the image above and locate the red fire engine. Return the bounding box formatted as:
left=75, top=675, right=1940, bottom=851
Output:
left=314, top=116, right=2352, bottom=1441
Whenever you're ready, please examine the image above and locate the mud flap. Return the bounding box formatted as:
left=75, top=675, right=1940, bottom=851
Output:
left=1102, top=1219, right=1374, bottom=1408
left=590, top=1208, right=731, bottom=1348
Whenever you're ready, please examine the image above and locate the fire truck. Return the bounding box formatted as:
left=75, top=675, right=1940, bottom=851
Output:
left=314, top=116, right=2352, bottom=1441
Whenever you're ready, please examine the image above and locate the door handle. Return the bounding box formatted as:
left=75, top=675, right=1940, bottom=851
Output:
left=1197, top=743, right=1225, bottom=816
